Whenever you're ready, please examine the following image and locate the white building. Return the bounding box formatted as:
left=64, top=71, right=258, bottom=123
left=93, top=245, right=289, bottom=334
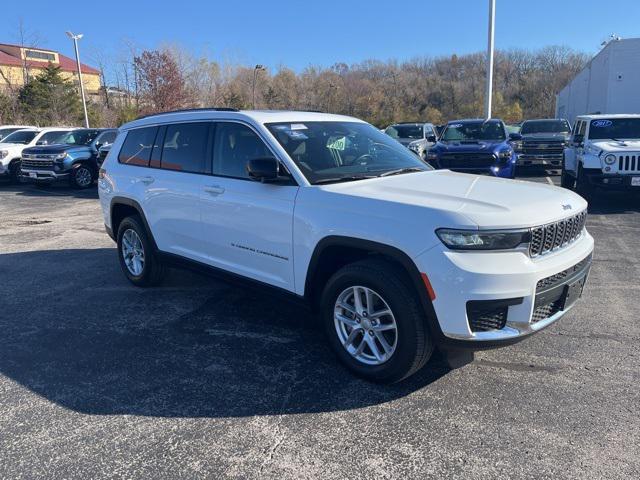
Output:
left=556, top=37, right=640, bottom=124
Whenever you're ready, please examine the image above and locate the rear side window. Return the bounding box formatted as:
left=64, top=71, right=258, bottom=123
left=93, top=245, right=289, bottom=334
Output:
left=213, top=122, right=273, bottom=179
left=119, top=127, right=158, bottom=166
left=160, top=122, right=210, bottom=173
left=97, top=130, right=117, bottom=146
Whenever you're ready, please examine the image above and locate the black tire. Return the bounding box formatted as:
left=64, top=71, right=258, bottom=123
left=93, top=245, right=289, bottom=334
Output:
left=560, top=169, right=575, bottom=189
left=70, top=163, right=94, bottom=189
left=8, top=160, right=21, bottom=184
left=321, top=258, right=433, bottom=383
left=116, top=215, right=166, bottom=287
left=575, top=164, right=593, bottom=198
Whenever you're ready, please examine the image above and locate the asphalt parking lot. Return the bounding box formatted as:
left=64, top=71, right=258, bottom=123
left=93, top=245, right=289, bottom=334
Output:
left=1, top=171, right=639, bottom=479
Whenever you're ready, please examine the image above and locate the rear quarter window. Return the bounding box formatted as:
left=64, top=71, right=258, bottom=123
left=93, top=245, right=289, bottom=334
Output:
left=118, top=127, right=158, bottom=166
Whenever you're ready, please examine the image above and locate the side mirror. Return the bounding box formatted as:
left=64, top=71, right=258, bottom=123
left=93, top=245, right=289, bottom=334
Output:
left=509, top=133, right=522, bottom=141
left=246, top=157, right=280, bottom=182
left=573, top=134, right=584, bottom=146
left=427, top=135, right=437, bottom=143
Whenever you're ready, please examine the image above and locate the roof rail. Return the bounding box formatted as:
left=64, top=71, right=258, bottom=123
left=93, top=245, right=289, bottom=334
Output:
left=135, top=107, right=239, bottom=120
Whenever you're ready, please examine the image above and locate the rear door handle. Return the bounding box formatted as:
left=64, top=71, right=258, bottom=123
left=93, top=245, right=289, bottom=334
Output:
left=204, top=184, right=225, bottom=195
left=139, top=176, right=155, bottom=185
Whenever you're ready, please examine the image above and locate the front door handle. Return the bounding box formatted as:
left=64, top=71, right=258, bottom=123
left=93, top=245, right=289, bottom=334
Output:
left=139, top=176, right=155, bottom=185
left=204, top=185, right=225, bottom=195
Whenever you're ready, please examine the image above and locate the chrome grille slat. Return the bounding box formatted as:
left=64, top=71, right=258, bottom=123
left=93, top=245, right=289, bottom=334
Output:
left=529, top=210, right=587, bottom=257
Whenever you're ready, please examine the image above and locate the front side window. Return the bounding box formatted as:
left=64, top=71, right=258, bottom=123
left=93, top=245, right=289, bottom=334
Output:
left=59, top=129, right=102, bottom=146
left=0, top=128, right=21, bottom=141
left=385, top=124, right=424, bottom=140
left=520, top=120, right=571, bottom=134
left=160, top=122, right=210, bottom=173
left=267, top=121, right=430, bottom=184
left=96, top=131, right=117, bottom=146
left=36, top=131, right=69, bottom=145
left=213, top=122, right=273, bottom=179
left=441, top=121, right=506, bottom=142
left=588, top=118, right=640, bottom=140
left=118, top=127, right=158, bottom=166
left=2, top=130, right=38, bottom=144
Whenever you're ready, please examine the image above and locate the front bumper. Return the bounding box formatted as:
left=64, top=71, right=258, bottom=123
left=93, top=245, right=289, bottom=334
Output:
left=585, top=172, right=640, bottom=190
left=415, top=230, right=594, bottom=344
left=516, top=153, right=562, bottom=167
left=20, top=168, right=70, bottom=183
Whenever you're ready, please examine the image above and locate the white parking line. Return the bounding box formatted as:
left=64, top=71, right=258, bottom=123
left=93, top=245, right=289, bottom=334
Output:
left=546, top=176, right=554, bottom=185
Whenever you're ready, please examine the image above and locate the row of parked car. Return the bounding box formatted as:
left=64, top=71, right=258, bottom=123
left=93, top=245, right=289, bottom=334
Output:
left=0, top=125, right=116, bottom=188
left=383, top=114, right=640, bottom=195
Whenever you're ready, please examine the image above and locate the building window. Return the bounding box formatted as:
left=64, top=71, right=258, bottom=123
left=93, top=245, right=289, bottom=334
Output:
left=25, top=50, right=56, bottom=62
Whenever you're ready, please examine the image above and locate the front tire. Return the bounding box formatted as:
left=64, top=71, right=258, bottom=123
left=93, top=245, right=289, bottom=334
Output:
left=560, top=169, right=575, bottom=189
left=117, top=216, right=166, bottom=287
left=575, top=164, right=593, bottom=198
left=321, top=259, right=433, bottom=383
left=8, top=160, right=21, bottom=184
left=70, top=163, right=94, bottom=189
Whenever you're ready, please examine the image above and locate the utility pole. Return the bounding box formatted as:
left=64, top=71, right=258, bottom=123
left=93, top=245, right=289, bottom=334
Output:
left=484, top=0, right=496, bottom=119
left=66, top=31, right=90, bottom=128
left=252, top=64, right=265, bottom=109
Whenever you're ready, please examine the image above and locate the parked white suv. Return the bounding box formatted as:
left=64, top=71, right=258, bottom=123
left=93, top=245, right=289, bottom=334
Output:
left=0, top=127, right=73, bottom=182
left=561, top=114, right=640, bottom=193
left=98, top=109, right=594, bottom=383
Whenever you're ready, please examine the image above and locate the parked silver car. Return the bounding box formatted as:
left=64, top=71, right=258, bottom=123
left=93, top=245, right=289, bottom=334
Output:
left=384, top=122, right=437, bottom=159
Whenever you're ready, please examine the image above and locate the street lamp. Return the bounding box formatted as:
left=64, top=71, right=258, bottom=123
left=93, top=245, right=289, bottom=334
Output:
left=484, top=0, right=496, bottom=119
left=66, top=31, right=89, bottom=128
left=252, top=64, right=266, bottom=109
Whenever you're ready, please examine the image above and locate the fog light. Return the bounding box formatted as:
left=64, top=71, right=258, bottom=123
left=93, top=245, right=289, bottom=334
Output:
left=605, top=166, right=611, bottom=172
left=491, top=166, right=499, bottom=172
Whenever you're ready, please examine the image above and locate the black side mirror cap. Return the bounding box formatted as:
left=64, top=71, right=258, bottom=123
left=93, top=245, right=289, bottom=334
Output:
left=246, top=157, right=280, bottom=182
left=509, top=133, right=522, bottom=141
left=427, top=135, right=437, bottom=143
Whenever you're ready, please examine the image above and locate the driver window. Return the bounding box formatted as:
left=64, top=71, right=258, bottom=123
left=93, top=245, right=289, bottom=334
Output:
left=213, top=122, right=273, bottom=179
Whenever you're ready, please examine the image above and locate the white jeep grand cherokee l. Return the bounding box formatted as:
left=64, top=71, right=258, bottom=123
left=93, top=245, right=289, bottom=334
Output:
left=98, top=109, right=594, bottom=383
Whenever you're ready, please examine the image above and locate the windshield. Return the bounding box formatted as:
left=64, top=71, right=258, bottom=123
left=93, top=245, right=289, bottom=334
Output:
left=36, top=131, right=70, bottom=145
left=2, top=130, right=38, bottom=144
left=441, top=121, right=506, bottom=141
left=58, top=129, right=101, bottom=146
left=267, top=121, right=431, bottom=184
left=385, top=124, right=424, bottom=140
left=588, top=118, right=640, bottom=140
left=521, top=120, right=570, bottom=134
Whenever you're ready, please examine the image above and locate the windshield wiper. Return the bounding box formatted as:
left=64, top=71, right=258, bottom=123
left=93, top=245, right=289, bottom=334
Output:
left=313, top=175, right=378, bottom=185
left=379, top=167, right=425, bottom=177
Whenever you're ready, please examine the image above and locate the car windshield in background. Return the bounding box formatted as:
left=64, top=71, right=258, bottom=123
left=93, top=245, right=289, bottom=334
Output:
left=385, top=124, right=424, bottom=139
left=59, top=129, right=101, bottom=146
left=521, top=120, right=570, bottom=134
left=588, top=118, right=640, bottom=140
left=1, top=130, right=38, bottom=144
left=441, top=121, right=506, bottom=142
left=267, top=121, right=431, bottom=184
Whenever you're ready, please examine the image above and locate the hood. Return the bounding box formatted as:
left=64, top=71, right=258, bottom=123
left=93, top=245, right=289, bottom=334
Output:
left=319, top=170, right=587, bottom=229
left=22, top=144, right=91, bottom=155
left=591, top=139, right=640, bottom=152
left=435, top=140, right=507, bottom=152
left=0, top=142, right=24, bottom=150
left=521, top=133, right=569, bottom=142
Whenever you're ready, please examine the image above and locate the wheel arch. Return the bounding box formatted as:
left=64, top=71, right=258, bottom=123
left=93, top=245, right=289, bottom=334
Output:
left=109, top=197, right=158, bottom=251
left=304, top=235, right=444, bottom=339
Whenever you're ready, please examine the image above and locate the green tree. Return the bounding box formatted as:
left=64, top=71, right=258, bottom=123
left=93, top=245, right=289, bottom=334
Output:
left=18, top=64, right=83, bottom=126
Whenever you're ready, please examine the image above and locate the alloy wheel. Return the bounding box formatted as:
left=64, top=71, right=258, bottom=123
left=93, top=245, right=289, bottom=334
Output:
left=121, top=229, right=145, bottom=276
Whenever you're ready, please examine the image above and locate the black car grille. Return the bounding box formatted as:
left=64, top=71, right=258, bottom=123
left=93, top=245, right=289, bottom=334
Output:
left=617, top=154, right=640, bottom=173
left=529, top=210, right=587, bottom=257
left=531, top=300, right=563, bottom=324
left=520, top=141, right=565, bottom=155
left=467, top=306, right=508, bottom=332
left=439, top=152, right=496, bottom=169
left=536, top=254, right=592, bottom=291
left=21, top=158, right=54, bottom=169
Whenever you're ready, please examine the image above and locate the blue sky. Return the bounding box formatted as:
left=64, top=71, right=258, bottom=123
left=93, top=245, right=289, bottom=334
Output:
left=3, top=0, right=640, bottom=71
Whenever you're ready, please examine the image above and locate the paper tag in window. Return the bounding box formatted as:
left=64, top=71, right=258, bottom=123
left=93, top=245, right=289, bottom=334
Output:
left=327, top=136, right=346, bottom=150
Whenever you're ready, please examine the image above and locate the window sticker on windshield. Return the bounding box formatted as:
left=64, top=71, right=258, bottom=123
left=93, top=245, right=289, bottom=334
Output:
left=327, top=136, right=346, bottom=150
left=288, top=130, right=308, bottom=140
left=592, top=120, right=613, bottom=127
left=290, top=123, right=308, bottom=130
left=449, top=123, right=463, bottom=128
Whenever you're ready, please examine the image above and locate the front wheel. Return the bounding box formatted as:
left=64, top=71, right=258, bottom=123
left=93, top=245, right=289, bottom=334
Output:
left=321, top=259, right=433, bottom=383
left=70, top=164, right=94, bottom=189
left=560, top=169, right=575, bottom=189
left=8, top=160, right=22, bottom=184
left=575, top=165, right=593, bottom=198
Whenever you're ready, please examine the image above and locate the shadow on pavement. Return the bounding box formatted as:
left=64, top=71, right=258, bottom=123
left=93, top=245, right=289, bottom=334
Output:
left=0, top=182, right=98, bottom=199
left=584, top=191, right=640, bottom=215
left=0, top=248, right=449, bottom=418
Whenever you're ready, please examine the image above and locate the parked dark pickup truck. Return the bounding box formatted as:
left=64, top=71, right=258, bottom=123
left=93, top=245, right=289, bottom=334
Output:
left=20, top=128, right=117, bottom=188
left=512, top=119, right=571, bottom=168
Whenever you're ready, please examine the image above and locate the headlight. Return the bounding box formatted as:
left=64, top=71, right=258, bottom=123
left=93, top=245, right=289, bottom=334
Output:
left=436, top=228, right=531, bottom=250
left=604, top=154, right=617, bottom=165
left=498, top=149, right=513, bottom=160
left=54, top=152, right=68, bottom=162
left=0, top=150, right=7, bottom=159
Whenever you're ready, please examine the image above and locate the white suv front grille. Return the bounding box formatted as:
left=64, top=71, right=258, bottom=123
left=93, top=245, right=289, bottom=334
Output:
left=529, top=210, right=587, bottom=257
left=617, top=154, right=640, bottom=173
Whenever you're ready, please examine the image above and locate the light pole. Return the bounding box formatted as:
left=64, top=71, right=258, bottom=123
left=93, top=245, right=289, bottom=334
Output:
left=66, top=31, right=89, bottom=128
left=484, top=0, right=496, bottom=119
left=252, top=64, right=265, bottom=109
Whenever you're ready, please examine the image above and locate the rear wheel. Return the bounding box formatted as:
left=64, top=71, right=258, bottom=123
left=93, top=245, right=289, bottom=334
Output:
left=321, top=259, right=433, bottom=383
left=117, top=216, right=166, bottom=287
